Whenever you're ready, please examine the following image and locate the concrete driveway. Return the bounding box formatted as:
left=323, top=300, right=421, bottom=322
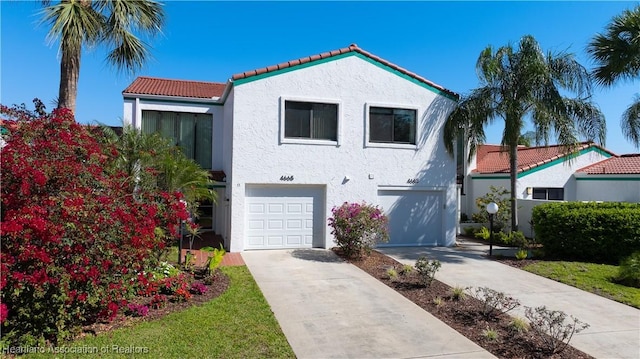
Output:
left=378, top=239, right=640, bottom=359
left=242, top=249, right=494, bottom=359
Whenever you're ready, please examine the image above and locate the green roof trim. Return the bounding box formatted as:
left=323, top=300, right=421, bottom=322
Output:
left=576, top=177, right=640, bottom=181
left=124, top=96, right=223, bottom=107
left=233, top=52, right=458, bottom=101
left=518, top=146, right=612, bottom=178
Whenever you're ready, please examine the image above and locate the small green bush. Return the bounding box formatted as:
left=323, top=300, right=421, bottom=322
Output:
left=415, top=256, right=441, bottom=287
left=451, top=286, right=467, bottom=301
left=474, top=226, right=490, bottom=240
left=533, top=202, right=640, bottom=263
left=472, top=186, right=511, bottom=231
left=615, top=251, right=640, bottom=288
left=515, top=249, right=528, bottom=260
left=386, top=268, right=398, bottom=280
left=509, top=231, right=528, bottom=249
left=463, top=226, right=476, bottom=236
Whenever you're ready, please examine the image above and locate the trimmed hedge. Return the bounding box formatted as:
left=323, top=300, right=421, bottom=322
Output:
left=532, top=202, right=640, bottom=264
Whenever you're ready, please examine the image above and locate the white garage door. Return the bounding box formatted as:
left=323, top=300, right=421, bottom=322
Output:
left=245, top=186, right=324, bottom=249
left=377, top=189, right=443, bottom=246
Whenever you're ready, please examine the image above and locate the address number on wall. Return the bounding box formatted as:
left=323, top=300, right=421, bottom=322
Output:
left=280, top=175, right=294, bottom=181
left=407, top=178, right=420, bottom=184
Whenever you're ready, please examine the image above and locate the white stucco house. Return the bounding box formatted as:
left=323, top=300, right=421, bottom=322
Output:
left=574, top=154, right=640, bottom=202
left=459, top=142, right=640, bottom=235
left=123, top=44, right=460, bottom=252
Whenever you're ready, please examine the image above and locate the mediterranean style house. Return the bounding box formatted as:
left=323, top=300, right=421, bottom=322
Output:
left=459, top=142, right=640, bottom=235
left=122, top=44, right=459, bottom=252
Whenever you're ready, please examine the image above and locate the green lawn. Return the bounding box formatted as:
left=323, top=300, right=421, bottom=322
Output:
left=27, top=266, right=295, bottom=359
left=523, top=261, right=640, bottom=309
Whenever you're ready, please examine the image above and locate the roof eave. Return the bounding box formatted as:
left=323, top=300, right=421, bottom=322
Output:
left=123, top=93, right=222, bottom=104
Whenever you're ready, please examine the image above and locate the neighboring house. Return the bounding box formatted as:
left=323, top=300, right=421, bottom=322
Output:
left=459, top=142, right=616, bottom=219
left=123, top=44, right=459, bottom=252
left=575, top=154, right=640, bottom=202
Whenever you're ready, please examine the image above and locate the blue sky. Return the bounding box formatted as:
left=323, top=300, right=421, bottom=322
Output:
left=2, top=1, right=639, bottom=154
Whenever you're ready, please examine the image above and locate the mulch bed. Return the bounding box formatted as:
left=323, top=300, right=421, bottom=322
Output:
left=334, top=248, right=593, bottom=359
left=79, top=269, right=230, bottom=339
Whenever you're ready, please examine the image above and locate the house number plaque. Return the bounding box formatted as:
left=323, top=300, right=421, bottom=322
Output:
left=407, top=178, right=420, bottom=184
left=280, top=175, right=294, bottom=181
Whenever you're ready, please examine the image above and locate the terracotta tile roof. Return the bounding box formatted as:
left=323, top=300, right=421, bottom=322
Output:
left=474, top=142, right=613, bottom=174
left=122, top=76, right=225, bottom=99
left=577, top=154, right=640, bottom=174
left=231, top=43, right=459, bottom=99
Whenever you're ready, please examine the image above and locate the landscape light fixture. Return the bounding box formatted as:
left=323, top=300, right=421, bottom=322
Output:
left=487, top=202, right=499, bottom=256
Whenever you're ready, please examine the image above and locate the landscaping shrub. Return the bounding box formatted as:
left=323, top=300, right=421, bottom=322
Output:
left=0, top=104, right=189, bottom=346
left=532, top=202, right=640, bottom=263
left=615, top=251, right=640, bottom=288
left=525, top=306, right=589, bottom=355
left=468, top=287, right=520, bottom=318
left=328, top=201, right=389, bottom=258
left=471, top=186, right=511, bottom=231
left=414, top=256, right=441, bottom=287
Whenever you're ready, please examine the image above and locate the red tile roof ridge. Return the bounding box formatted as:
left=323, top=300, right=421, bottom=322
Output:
left=126, top=76, right=225, bottom=87
left=230, top=44, right=458, bottom=98
left=474, top=141, right=613, bottom=174
left=122, top=76, right=226, bottom=98
left=576, top=154, right=640, bottom=174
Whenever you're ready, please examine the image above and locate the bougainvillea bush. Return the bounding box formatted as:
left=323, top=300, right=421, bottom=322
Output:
left=328, top=201, right=389, bottom=258
left=0, top=104, right=189, bottom=346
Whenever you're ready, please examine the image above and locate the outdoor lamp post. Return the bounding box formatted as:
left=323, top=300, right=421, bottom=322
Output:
left=487, top=202, right=499, bottom=256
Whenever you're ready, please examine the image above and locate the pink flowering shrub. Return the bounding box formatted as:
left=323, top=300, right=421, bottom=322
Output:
left=190, top=282, right=208, bottom=295
left=0, top=104, right=189, bottom=346
left=125, top=303, right=149, bottom=317
left=328, top=202, right=389, bottom=258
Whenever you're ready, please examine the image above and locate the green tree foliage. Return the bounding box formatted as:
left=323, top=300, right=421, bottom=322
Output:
left=532, top=202, right=640, bottom=263
left=41, top=0, right=165, bottom=113
left=589, top=5, right=640, bottom=148
left=444, top=35, right=605, bottom=231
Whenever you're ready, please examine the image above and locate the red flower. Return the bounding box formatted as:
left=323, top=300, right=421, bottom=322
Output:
left=0, top=303, right=8, bottom=323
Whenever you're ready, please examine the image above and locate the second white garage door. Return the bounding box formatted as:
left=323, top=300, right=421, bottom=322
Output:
left=377, top=189, right=443, bottom=246
left=245, top=186, right=324, bottom=249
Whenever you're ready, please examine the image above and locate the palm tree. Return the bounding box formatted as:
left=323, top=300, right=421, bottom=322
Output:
left=588, top=5, right=640, bottom=148
left=102, top=125, right=216, bottom=213
left=444, top=35, right=606, bottom=231
left=41, top=0, right=164, bottom=113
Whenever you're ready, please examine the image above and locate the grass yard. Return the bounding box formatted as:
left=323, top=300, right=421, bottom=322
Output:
left=523, top=261, right=640, bottom=309
left=27, top=266, right=295, bottom=359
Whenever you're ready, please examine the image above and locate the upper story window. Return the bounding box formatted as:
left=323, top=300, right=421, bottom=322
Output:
left=141, top=110, right=212, bottom=169
left=369, top=107, right=417, bottom=145
left=532, top=187, right=564, bottom=201
left=284, top=101, right=338, bottom=141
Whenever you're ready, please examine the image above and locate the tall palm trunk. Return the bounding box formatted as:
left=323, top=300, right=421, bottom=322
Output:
left=509, top=143, right=518, bottom=231
left=57, top=39, right=80, bottom=113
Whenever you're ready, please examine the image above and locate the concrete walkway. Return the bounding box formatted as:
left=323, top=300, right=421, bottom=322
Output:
left=242, top=249, right=494, bottom=359
left=379, top=239, right=640, bottom=359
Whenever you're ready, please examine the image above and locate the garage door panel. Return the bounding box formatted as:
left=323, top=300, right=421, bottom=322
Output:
left=245, top=186, right=323, bottom=249
left=378, top=190, right=443, bottom=247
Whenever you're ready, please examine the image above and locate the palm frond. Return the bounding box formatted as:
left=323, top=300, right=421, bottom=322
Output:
left=622, top=96, right=640, bottom=148
left=41, top=0, right=103, bottom=53
left=588, top=5, right=640, bottom=86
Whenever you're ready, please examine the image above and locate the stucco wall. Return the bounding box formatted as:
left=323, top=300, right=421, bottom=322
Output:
left=517, top=150, right=609, bottom=201
left=576, top=177, right=640, bottom=202
left=122, top=98, right=224, bottom=170
left=463, top=149, right=611, bottom=218
left=228, top=55, right=457, bottom=251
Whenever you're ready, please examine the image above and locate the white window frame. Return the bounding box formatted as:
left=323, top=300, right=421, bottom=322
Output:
left=279, top=96, right=342, bottom=146
left=365, top=102, right=419, bottom=150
